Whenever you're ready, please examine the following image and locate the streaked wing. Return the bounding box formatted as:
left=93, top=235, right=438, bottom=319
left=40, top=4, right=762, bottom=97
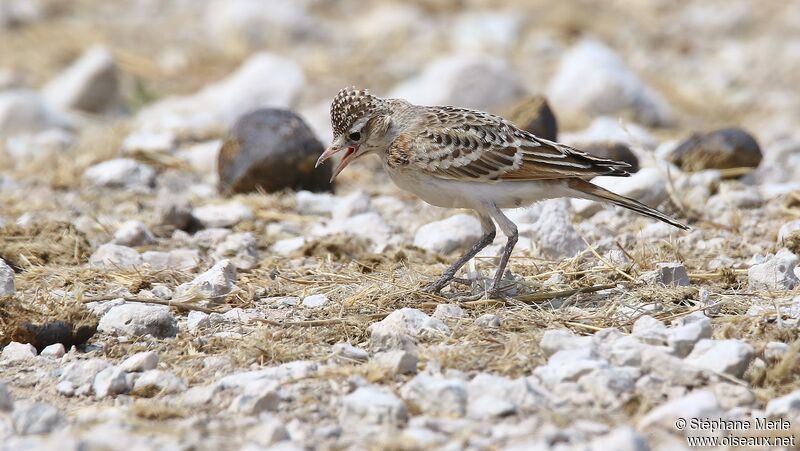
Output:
left=399, top=106, right=631, bottom=182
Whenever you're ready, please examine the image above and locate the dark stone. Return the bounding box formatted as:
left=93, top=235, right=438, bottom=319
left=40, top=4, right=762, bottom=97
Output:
left=1, top=295, right=98, bottom=352
left=13, top=320, right=97, bottom=352
left=581, top=141, right=640, bottom=173
left=218, top=109, right=333, bottom=195
left=504, top=95, right=558, bottom=141
left=668, top=127, right=762, bottom=172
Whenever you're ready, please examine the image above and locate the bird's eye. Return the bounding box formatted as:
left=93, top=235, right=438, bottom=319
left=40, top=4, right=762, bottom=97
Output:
left=348, top=131, right=361, bottom=141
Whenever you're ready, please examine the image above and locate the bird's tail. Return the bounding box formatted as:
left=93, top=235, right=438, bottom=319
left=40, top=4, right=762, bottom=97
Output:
left=567, top=178, right=689, bottom=230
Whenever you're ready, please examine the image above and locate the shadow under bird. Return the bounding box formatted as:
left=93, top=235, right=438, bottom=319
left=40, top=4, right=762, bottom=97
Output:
left=315, top=88, right=689, bottom=299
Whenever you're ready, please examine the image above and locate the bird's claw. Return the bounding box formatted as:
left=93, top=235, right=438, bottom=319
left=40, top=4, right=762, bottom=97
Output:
left=423, top=276, right=454, bottom=294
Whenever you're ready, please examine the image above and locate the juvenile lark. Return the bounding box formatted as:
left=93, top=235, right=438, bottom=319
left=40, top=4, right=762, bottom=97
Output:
left=316, top=88, right=688, bottom=298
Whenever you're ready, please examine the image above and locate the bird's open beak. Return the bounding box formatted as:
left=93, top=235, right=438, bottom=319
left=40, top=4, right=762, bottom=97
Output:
left=315, top=145, right=359, bottom=183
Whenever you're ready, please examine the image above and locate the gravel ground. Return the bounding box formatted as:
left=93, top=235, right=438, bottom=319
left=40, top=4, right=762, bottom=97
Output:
left=2, top=1, right=800, bottom=450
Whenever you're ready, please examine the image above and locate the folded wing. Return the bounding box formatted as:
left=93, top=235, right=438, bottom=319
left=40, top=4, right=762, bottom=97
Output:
left=399, top=106, right=631, bottom=182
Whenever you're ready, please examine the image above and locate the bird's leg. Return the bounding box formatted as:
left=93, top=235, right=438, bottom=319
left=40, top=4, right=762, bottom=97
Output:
left=425, top=215, right=495, bottom=294
left=489, top=229, right=518, bottom=297
left=486, top=204, right=519, bottom=299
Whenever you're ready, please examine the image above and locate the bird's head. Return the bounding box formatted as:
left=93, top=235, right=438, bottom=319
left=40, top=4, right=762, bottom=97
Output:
left=315, top=87, right=392, bottom=182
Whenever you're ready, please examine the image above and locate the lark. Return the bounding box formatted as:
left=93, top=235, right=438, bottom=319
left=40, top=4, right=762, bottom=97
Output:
left=316, top=88, right=688, bottom=298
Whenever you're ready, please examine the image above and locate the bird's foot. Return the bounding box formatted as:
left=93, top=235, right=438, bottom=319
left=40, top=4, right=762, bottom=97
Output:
left=445, top=291, right=484, bottom=302
left=423, top=279, right=449, bottom=294
left=442, top=286, right=509, bottom=302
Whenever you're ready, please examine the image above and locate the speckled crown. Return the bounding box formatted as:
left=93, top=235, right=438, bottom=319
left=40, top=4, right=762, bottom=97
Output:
left=330, top=87, right=387, bottom=137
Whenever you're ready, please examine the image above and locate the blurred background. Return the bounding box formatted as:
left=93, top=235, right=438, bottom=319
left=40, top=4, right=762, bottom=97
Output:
left=2, top=0, right=799, bottom=149
left=2, top=0, right=800, bottom=230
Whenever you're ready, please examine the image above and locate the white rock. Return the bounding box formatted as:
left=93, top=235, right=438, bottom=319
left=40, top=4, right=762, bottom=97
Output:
left=0, top=382, right=12, bottom=411
left=714, top=383, right=756, bottom=412
left=93, top=366, right=128, bottom=399
left=414, top=214, right=482, bottom=254
left=332, top=190, right=371, bottom=220
left=175, top=140, right=221, bottom=181
left=597, top=333, right=645, bottom=367
left=638, top=390, right=721, bottom=429
left=369, top=308, right=449, bottom=350
left=0, top=90, right=70, bottom=135
left=295, top=190, right=337, bottom=215
left=331, top=343, right=368, bottom=363
left=135, top=53, right=304, bottom=137
left=133, top=370, right=187, bottom=394
left=640, top=345, right=711, bottom=387
left=58, top=359, right=112, bottom=396
left=432, top=304, right=466, bottom=320
left=205, top=0, right=317, bottom=49
left=642, top=262, right=690, bottom=287
left=218, top=361, right=318, bottom=389
left=765, top=341, right=789, bottom=363
left=451, top=11, right=522, bottom=54
left=193, top=202, right=253, bottom=228
left=112, top=220, right=156, bottom=247
left=667, top=312, right=712, bottom=357
left=83, top=158, right=155, bottom=191
left=373, top=350, right=418, bottom=375
left=474, top=314, right=501, bottom=328
left=39, top=344, right=65, bottom=358
left=141, top=248, right=201, bottom=271
left=223, top=308, right=256, bottom=323
left=353, top=3, right=429, bottom=43
left=684, top=339, right=754, bottom=378
left=749, top=250, right=800, bottom=290
left=245, top=416, right=290, bottom=447
left=270, top=237, right=305, bottom=256
left=540, top=329, right=593, bottom=358
left=578, top=367, right=639, bottom=408
left=98, top=304, right=178, bottom=338
left=1, top=342, right=36, bottom=362
left=520, top=200, right=584, bottom=259
left=0, top=259, right=14, bottom=295
left=389, top=55, right=527, bottom=113
left=11, top=401, right=64, bottom=435
left=193, top=228, right=232, bottom=247
left=573, top=167, right=668, bottom=217
left=180, top=383, right=223, bottom=407
left=89, top=243, right=141, bottom=269
left=174, top=259, right=237, bottom=300
left=548, top=40, right=672, bottom=126
left=313, top=212, right=393, bottom=250
left=42, top=45, right=118, bottom=113
left=400, top=374, right=468, bottom=417
left=467, top=373, right=548, bottom=414
left=211, top=232, right=258, bottom=270
left=5, top=128, right=74, bottom=159
left=588, top=427, right=649, bottom=451
left=228, top=382, right=280, bottom=414
left=631, top=315, right=668, bottom=346
left=467, top=394, right=516, bottom=419
left=766, top=390, right=800, bottom=420
left=340, top=385, right=408, bottom=426
left=778, top=220, right=800, bottom=244
left=561, top=116, right=658, bottom=150
left=534, top=348, right=608, bottom=387
left=121, top=131, right=176, bottom=154
left=119, top=351, right=159, bottom=373
left=400, top=427, right=448, bottom=448
left=186, top=310, right=211, bottom=332
left=302, top=294, right=328, bottom=308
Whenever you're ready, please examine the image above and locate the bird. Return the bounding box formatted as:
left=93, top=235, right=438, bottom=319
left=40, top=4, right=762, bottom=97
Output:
left=315, top=87, right=689, bottom=299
